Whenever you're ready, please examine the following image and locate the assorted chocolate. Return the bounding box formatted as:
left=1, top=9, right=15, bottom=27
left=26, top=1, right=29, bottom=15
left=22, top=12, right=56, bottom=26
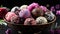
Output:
left=0, top=3, right=55, bottom=25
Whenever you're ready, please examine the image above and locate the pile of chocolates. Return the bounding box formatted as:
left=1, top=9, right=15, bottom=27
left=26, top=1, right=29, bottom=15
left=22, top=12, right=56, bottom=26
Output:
left=0, top=3, right=55, bottom=25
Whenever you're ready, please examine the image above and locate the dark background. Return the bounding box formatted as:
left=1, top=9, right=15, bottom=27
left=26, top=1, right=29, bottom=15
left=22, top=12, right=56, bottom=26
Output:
left=0, top=0, right=60, bottom=9
left=0, top=0, right=60, bottom=34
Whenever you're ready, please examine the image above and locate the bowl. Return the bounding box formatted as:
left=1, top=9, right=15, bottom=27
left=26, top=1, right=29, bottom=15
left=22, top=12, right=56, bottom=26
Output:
left=4, top=16, right=56, bottom=33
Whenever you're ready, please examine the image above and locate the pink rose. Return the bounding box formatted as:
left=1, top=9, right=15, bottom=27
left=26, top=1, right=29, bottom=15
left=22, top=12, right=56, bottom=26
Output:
left=0, top=8, right=8, bottom=18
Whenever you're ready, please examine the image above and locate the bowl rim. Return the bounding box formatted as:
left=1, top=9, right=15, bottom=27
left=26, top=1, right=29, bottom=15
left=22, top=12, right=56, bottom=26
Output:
left=4, top=16, right=56, bottom=26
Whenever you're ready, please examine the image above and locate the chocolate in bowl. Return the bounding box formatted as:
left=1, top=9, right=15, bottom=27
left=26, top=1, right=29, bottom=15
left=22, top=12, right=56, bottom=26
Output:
left=4, top=15, right=56, bottom=33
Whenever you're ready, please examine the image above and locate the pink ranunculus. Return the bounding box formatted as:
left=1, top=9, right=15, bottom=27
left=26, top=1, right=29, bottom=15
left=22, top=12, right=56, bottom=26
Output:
left=19, top=9, right=31, bottom=19
left=27, top=3, right=39, bottom=11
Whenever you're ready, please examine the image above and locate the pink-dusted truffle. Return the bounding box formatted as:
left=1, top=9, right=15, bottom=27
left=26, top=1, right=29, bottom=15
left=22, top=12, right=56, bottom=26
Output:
left=40, top=5, right=47, bottom=12
left=19, top=9, right=31, bottom=19
left=24, top=18, right=37, bottom=25
left=5, top=12, right=20, bottom=24
left=27, top=3, right=39, bottom=11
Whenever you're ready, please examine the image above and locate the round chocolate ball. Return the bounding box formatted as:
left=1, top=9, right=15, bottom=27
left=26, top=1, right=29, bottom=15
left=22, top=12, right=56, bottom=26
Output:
left=32, top=7, right=44, bottom=17
left=11, top=6, right=20, bottom=15
left=45, top=11, right=55, bottom=21
left=5, top=12, right=20, bottom=24
left=36, top=16, right=48, bottom=24
left=19, top=9, right=32, bottom=19
left=20, top=5, right=28, bottom=10
left=24, top=18, right=37, bottom=25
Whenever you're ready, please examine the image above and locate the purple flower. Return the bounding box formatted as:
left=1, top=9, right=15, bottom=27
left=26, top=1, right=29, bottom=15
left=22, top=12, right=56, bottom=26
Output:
left=5, top=29, right=12, bottom=34
left=50, top=6, right=55, bottom=12
left=55, top=4, right=60, bottom=9
left=49, top=30, right=54, bottom=34
left=56, top=10, right=60, bottom=15
left=55, top=29, right=60, bottom=34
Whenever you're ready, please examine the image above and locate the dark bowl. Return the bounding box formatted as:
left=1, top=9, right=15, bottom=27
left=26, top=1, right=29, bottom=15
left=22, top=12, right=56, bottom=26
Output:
left=4, top=16, right=56, bottom=33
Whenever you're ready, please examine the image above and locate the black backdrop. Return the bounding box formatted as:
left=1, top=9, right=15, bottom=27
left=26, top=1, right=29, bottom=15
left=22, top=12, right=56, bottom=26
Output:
left=0, top=0, right=60, bottom=34
left=0, top=0, right=60, bottom=9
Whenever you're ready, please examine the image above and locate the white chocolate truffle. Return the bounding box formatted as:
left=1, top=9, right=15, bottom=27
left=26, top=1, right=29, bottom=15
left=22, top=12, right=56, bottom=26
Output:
left=20, top=5, right=28, bottom=10
left=45, top=11, right=55, bottom=21
left=36, top=17, right=48, bottom=24
left=11, top=6, right=20, bottom=12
